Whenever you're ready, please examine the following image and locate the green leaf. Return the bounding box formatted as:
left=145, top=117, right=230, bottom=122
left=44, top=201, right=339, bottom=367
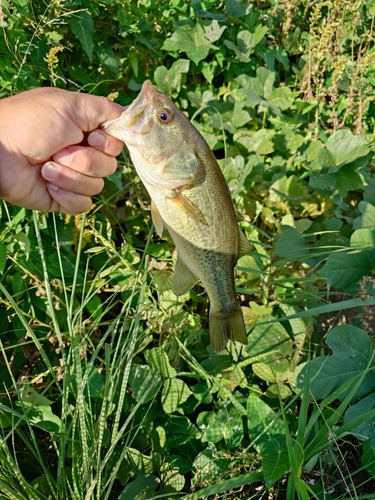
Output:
left=68, top=11, right=94, bottom=61
left=11, top=0, right=29, bottom=16
left=192, top=382, right=213, bottom=404
left=0, top=244, right=7, bottom=274
left=119, top=474, right=157, bottom=500
left=129, top=365, right=162, bottom=403
left=253, top=362, right=290, bottom=383
left=97, top=45, right=119, bottom=74
left=298, top=325, right=375, bottom=400
left=24, top=405, right=62, bottom=434
left=260, top=438, right=290, bottom=488
left=166, top=454, right=192, bottom=474
left=234, top=129, right=275, bottom=154
left=161, top=467, right=185, bottom=492
left=198, top=406, right=243, bottom=446
left=85, top=295, right=103, bottom=321
left=269, top=86, right=295, bottom=110
left=12, top=272, right=27, bottom=298
left=201, top=60, right=218, bottom=84
left=128, top=51, right=138, bottom=77
left=164, top=415, right=201, bottom=448
left=350, top=228, right=375, bottom=249
left=269, top=175, right=308, bottom=203
left=162, top=20, right=226, bottom=65
left=353, top=201, right=375, bottom=230
left=162, top=378, right=192, bottom=413
left=226, top=0, right=253, bottom=18
left=275, top=229, right=308, bottom=262
left=152, top=426, right=166, bottom=457
left=362, top=442, right=375, bottom=477
left=224, top=26, right=268, bottom=63
left=266, top=383, right=292, bottom=399
left=19, top=385, right=53, bottom=406
left=344, top=393, right=375, bottom=446
left=192, top=447, right=229, bottom=487
left=145, top=347, right=177, bottom=378
left=83, top=367, right=105, bottom=399
left=320, top=247, right=375, bottom=289
left=244, top=317, right=293, bottom=363
left=326, top=129, right=370, bottom=171
left=154, top=59, right=190, bottom=94
left=247, top=392, right=286, bottom=451
left=126, top=448, right=161, bottom=474
left=334, top=164, right=366, bottom=197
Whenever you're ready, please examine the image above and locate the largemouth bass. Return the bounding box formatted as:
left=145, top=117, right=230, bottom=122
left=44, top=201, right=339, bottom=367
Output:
left=102, top=80, right=251, bottom=352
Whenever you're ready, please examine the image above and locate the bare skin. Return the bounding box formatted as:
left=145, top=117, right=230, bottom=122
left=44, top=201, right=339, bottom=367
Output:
left=0, top=87, right=124, bottom=214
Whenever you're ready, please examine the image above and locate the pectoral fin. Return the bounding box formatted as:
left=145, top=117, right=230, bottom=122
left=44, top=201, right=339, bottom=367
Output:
left=171, top=256, right=198, bottom=295
left=238, top=228, right=253, bottom=258
left=169, top=190, right=209, bottom=227
left=151, top=201, right=164, bottom=237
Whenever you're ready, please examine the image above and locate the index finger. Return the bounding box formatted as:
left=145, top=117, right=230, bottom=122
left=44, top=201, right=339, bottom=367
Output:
left=87, top=129, right=124, bottom=157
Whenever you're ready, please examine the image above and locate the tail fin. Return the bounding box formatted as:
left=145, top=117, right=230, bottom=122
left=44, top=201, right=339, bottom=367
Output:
left=209, top=306, right=247, bottom=353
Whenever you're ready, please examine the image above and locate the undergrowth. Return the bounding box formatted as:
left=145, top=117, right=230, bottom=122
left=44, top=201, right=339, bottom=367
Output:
left=1, top=0, right=375, bottom=498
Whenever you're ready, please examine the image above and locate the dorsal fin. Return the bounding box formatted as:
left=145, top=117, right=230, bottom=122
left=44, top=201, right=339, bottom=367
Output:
left=238, top=228, right=253, bottom=258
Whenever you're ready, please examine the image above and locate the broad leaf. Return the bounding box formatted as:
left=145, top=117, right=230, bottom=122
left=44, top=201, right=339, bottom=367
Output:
left=0, top=244, right=7, bottom=274
left=161, top=378, right=192, bottom=413
left=247, top=392, right=286, bottom=451
left=129, top=365, right=162, bottom=404
left=68, top=11, right=94, bottom=61
left=97, top=45, right=119, bottom=74
left=320, top=247, right=375, bottom=289
left=353, top=201, right=375, bottom=230
left=145, top=347, right=177, bottom=378
left=326, top=129, right=370, bottom=171
left=260, top=439, right=290, bottom=488
left=244, top=317, right=293, bottom=363
left=344, top=393, right=375, bottom=446
left=192, top=447, right=229, bottom=487
left=297, top=325, right=375, bottom=400
left=162, top=20, right=226, bottom=64
left=119, top=474, right=157, bottom=500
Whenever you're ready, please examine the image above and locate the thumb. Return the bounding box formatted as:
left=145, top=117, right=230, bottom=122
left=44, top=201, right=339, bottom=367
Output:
left=64, top=92, right=125, bottom=133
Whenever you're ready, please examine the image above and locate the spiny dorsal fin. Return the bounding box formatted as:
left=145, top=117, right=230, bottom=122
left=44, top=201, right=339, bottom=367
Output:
left=151, top=200, right=164, bottom=237
left=169, top=190, right=209, bottom=227
left=238, top=227, right=253, bottom=258
left=171, top=256, right=198, bottom=296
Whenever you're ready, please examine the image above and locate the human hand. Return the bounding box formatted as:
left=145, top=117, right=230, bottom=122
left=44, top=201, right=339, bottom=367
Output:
left=0, top=87, right=124, bottom=214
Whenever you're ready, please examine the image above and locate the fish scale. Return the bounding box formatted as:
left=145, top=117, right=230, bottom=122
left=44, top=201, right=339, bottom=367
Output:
left=102, top=80, right=252, bottom=352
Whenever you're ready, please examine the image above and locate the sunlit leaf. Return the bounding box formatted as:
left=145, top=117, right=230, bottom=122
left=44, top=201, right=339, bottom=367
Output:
left=68, top=11, right=94, bottom=61
left=297, top=325, right=375, bottom=400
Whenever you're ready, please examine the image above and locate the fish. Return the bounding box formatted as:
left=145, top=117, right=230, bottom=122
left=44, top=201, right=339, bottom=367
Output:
left=102, top=80, right=252, bottom=352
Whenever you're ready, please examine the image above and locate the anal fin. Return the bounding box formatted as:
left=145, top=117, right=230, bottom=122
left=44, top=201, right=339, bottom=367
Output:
left=171, top=256, right=198, bottom=295
left=151, top=200, right=164, bottom=237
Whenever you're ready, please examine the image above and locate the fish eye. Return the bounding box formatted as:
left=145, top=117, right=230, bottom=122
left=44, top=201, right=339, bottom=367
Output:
left=158, top=110, right=172, bottom=124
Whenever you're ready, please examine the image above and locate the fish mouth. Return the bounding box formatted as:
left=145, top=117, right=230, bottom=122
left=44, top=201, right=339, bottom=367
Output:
left=101, top=80, right=154, bottom=140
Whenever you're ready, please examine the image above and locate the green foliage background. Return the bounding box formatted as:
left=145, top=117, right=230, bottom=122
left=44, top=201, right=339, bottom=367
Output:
left=2, top=0, right=375, bottom=498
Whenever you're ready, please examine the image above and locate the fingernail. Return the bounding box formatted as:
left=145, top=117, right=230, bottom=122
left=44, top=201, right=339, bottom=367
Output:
left=47, top=182, right=59, bottom=192
left=88, top=131, right=107, bottom=148
left=42, top=162, right=59, bottom=180
left=54, top=148, right=72, bottom=165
